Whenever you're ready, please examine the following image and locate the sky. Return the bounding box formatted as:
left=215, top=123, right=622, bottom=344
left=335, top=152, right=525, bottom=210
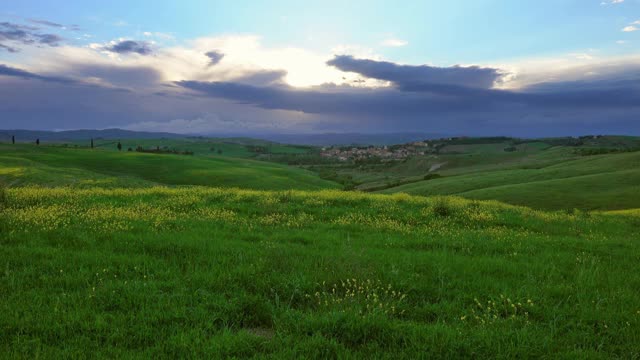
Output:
left=1, top=0, right=639, bottom=136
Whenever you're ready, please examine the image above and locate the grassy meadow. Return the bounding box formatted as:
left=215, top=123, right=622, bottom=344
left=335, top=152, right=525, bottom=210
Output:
left=86, top=137, right=312, bottom=159
left=1, top=137, right=640, bottom=358
left=2, top=187, right=640, bottom=358
left=0, top=144, right=338, bottom=191
left=379, top=151, right=640, bottom=210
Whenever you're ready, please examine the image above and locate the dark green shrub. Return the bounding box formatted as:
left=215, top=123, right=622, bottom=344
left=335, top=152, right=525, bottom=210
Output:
left=0, top=182, right=7, bottom=208
left=423, top=173, right=442, bottom=181
left=432, top=198, right=452, bottom=217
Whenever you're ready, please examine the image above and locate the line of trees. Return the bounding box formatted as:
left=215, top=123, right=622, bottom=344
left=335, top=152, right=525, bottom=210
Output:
left=4, top=137, right=198, bottom=157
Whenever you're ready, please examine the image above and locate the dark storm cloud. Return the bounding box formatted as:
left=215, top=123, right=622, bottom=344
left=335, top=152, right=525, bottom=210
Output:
left=0, top=21, right=64, bottom=49
left=176, top=80, right=486, bottom=116
left=173, top=57, right=640, bottom=136
left=0, top=22, right=63, bottom=53
left=36, top=33, right=63, bottom=46
left=0, top=79, right=154, bottom=130
left=26, top=19, right=81, bottom=31
left=176, top=72, right=640, bottom=115
left=0, top=72, right=269, bottom=132
left=0, top=22, right=34, bottom=42
left=327, top=55, right=504, bottom=89
left=0, top=64, right=75, bottom=84
left=68, top=63, right=163, bottom=88
left=205, top=50, right=224, bottom=66
left=176, top=79, right=640, bottom=136
left=0, top=63, right=141, bottom=94
left=106, top=40, right=153, bottom=55
left=233, top=70, right=287, bottom=86
left=0, top=43, right=18, bottom=53
left=325, top=56, right=640, bottom=108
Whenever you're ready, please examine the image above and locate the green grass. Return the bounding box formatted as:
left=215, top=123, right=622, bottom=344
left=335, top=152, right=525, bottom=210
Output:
left=379, top=151, right=640, bottom=211
left=0, top=144, right=339, bottom=191
left=319, top=138, right=640, bottom=208
left=82, top=137, right=311, bottom=158
left=1, top=141, right=640, bottom=357
left=1, top=187, right=640, bottom=358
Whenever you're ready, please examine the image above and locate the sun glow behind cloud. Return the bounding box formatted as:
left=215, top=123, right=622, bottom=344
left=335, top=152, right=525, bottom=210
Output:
left=9, top=30, right=640, bottom=95
left=12, top=35, right=363, bottom=88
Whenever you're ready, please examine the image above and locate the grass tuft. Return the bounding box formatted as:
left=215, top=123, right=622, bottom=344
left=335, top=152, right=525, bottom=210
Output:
left=0, top=181, right=7, bottom=208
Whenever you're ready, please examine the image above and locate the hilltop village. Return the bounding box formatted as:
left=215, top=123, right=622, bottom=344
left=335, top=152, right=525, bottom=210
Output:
left=320, top=140, right=443, bottom=162
left=318, top=135, right=617, bottom=162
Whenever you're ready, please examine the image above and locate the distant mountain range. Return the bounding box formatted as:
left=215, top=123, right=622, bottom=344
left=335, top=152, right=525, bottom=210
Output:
left=0, top=129, right=448, bottom=146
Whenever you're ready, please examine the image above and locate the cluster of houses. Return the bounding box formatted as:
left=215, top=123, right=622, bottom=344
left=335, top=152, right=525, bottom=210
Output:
left=320, top=141, right=433, bottom=162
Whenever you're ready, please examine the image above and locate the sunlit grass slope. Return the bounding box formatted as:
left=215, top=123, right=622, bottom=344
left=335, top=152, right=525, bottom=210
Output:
left=1, top=187, right=639, bottom=358
left=379, top=151, right=640, bottom=210
left=0, top=144, right=338, bottom=190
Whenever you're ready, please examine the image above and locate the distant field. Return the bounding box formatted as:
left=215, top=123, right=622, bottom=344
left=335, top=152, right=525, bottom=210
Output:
left=292, top=135, right=640, bottom=211
left=0, top=144, right=339, bottom=191
left=1, top=187, right=639, bottom=358
left=3, top=136, right=640, bottom=211
left=318, top=141, right=579, bottom=194
left=379, top=151, right=640, bottom=210
left=82, top=137, right=312, bottom=158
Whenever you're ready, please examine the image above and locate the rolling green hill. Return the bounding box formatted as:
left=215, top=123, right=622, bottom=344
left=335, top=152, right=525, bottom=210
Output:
left=0, top=144, right=339, bottom=191
left=378, top=151, right=640, bottom=210
left=88, top=137, right=313, bottom=158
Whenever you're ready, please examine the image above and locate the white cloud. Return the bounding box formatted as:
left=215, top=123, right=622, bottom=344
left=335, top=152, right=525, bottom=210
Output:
left=380, top=38, right=408, bottom=47
left=493, top=53, right=640, bottom=90
left=142, top=31, right=175, bottom=40
left=622, top=25, right=638, bottom=32
left=188, top=35, right=354, bottom=87
left=15, top=35, right=369, bottom=88
left=601, top=0, right=624, bottom=5
left=569, top=53, right=594, bottom=60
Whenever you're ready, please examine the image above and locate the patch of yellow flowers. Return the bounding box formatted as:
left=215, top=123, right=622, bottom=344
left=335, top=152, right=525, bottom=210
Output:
left=306, top=278, right=407, bottom=317
left=1, top=186, right=616, bottom=239
left=462, top=295, right=535, bottom=325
